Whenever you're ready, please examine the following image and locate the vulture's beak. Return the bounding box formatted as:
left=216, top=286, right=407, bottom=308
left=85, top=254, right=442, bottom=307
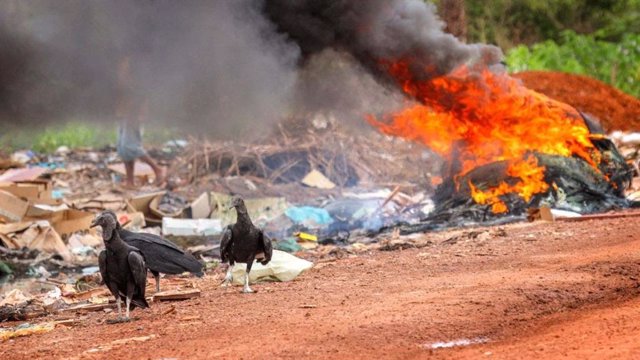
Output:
left=90, top=219, right=99, bottom=228
left=228, top=205, right=235, bottom=210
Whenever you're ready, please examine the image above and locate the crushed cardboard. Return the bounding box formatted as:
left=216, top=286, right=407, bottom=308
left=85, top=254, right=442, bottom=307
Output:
left=0, top=180, right=55, bottom=203
left=0, top=167, right=48, bottom=182
left=0, top=220, right=72, bottom=261
left=0, top=190, right=30, bottom=222
left=126, top=191, right=167, bottom=226
left=108, top=162, right=156, bottom=179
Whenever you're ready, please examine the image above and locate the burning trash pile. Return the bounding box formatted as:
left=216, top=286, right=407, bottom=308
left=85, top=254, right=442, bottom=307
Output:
left=369, top=63, right=635, bottom=228
left=261, top=0, right=637, bottom=230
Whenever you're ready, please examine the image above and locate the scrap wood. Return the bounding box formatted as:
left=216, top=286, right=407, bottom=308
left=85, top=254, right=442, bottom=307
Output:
left=152, top=288, right=201, bottom=302
left=0, top=304, right=47, bottom=322
left=85, top=334, right=158, bottom=354
left=377, top=185, right=401, bottom=211
left=111, top=334, right=157, bottom=346
left=62, top=302, right=114, bottom=313
left=162, top=305, right=176, bottom=315
left=63, top=287, right=110, bottom=302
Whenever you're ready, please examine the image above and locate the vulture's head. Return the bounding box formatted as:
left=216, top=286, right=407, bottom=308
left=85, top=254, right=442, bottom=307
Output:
left=229, top=196, right=247, bottom=213
left=91, top=211, right=120, bottom=241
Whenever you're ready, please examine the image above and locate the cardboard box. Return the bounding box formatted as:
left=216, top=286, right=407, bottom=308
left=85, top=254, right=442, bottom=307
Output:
left=0, top=180, right=55, bottom=203
left=186, top=192, right=212, bottom=219
left=0, top=190, right=30, bottom=222
left=0, top=220, right=72, bottom=261
left=26, top=208, right=94, bottom=236
left=126, top=191, right=166, bottom=226
left=49, top=209, right=95, bottom=236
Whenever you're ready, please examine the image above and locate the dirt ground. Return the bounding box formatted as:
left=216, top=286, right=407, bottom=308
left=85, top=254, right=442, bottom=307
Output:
left=2, top=214, right=640, bottom=359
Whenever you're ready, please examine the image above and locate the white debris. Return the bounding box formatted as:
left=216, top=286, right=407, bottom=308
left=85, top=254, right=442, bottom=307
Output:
left=425, top=337, right=489, bottom=349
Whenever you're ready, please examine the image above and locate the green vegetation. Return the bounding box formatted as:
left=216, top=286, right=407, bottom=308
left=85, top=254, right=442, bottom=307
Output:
left=430, top=0, right=640, bottom=97
left=506, top=31, right=640, bottom=97
left=462, top=0, right=640, bottom=49
left=0, top=122, right=179, bottom=153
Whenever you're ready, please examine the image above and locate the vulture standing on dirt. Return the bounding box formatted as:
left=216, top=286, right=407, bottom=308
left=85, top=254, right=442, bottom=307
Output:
left=93, top=212, right=149, bottom=322
left=101, top=210, right=204, bottom=292
left=220, top=196, right=273, bottom=293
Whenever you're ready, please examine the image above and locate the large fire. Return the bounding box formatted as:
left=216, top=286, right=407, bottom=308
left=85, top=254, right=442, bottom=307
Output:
left=369, top=60, right=601, bottom=213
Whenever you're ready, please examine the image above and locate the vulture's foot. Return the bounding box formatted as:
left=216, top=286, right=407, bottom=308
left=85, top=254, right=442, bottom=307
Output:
left=220, top=268, right=233, bottom=288
left=242, top=273, right=254, bottom=293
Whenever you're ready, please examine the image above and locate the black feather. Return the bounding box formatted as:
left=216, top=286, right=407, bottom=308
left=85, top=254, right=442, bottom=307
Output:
left=96, top=212, right=149, bottom=315
left=223, top=196, right=273, bottom=267
left=119, top=228, right=204, bottom=277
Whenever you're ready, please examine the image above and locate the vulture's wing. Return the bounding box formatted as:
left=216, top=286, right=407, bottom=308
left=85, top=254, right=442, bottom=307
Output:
left=220, top=225, right=233, bottom=263
left=98, top=250, right=108, bottom=286
left=120, top=229, right=184, bottom=253
left=120, top=229, right=203, bottom=276
left=128, top=251, right=147, bottom=290
left=99, top=250, right=118, bottom=298
left=259, top=231, right=273, bottom=265
left=127, top=251, right=149, bottom=308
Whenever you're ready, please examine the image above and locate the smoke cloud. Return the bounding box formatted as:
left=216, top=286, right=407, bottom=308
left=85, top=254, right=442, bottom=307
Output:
left=0, top=0, right=502, bottom=137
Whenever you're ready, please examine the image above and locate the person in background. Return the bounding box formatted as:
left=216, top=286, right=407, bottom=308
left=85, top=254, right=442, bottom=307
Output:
left=115, top=56, right=164, bottom=188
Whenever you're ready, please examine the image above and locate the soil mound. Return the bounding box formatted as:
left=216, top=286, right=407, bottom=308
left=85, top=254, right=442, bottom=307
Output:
left=512, top=71, right=640, bottom=132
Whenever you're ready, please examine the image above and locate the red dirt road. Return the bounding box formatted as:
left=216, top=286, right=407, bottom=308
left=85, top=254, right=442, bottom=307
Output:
left=2, top=215, right=640, bottom=359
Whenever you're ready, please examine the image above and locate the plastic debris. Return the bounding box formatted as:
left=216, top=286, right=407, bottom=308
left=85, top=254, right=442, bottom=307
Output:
left=0, top=322, right=56, bottom=341
left=274, top=238, right=303, bottom=253
left=301, top=169, right=336, bottom=189
left=162, top=218, right=223, bottom=236
left=285, top=206, right=333, bottom=227
left=231, top=250, right=313, bottom=284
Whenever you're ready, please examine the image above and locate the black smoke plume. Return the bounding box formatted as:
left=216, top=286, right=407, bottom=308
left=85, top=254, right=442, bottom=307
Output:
left=0, top=0, right=502, bottom=136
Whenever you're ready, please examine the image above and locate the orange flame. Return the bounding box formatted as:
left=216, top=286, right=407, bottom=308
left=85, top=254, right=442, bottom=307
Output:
left=369, top=60, right=599, bottom=213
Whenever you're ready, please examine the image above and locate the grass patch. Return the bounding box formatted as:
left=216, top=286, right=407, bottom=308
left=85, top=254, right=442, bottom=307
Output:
left=1, top=122, right=180, bottom=154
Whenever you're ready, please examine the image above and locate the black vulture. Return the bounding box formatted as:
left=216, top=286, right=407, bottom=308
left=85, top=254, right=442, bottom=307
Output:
left=102, top=210, right=204, bottom=292
left=220, top=196, right=273, bottom=293
left=92, top=212, right=149, bottom=322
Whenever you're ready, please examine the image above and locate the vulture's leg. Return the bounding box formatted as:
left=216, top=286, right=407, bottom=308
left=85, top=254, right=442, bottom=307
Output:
left=243, top=261, right=254, bottom=293
left=125, top=297, right=131, bottom=320
left=221, top=262, right=233, bottom=287
left=151, top=270, right=161, bottom=293
left=116, top=297, right=122, bottom=320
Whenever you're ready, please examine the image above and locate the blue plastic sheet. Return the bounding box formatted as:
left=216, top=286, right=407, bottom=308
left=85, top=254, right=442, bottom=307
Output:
left=285, top=206, right=333, bottom=227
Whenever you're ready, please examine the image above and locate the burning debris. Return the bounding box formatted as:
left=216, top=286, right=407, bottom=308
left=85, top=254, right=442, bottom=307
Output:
left=258, top=0, right=636, bottom=224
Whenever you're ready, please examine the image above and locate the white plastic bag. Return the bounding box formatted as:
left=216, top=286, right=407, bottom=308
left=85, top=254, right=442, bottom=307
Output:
left=231, top=250, right=313, bottom=284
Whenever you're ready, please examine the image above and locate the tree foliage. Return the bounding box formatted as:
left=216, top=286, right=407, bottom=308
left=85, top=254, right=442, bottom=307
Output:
left=439, top=0, right=640, bottom=49
left=506, top=31, right=640, bottom=97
